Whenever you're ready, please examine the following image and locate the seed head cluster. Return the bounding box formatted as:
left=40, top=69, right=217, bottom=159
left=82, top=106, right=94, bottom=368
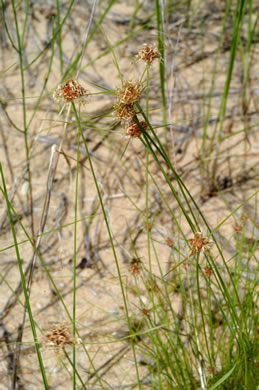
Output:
left=189, top=232, right=210, bottom=254
left=129, top=258, right=142, bottom=275
left=114, top=102, right=136, bottom=121
left=141, top=308, right=150, bottom=317
left=126, top=119, right=148, bottom=137
left=136, top=44, right=160, bottom=65
left=116, top=81, right=144, bottom=105
left=204, top=266, right=212, bottom=277
left=114, top=80, right=145, bottom=122
left=45, top=323, right=75, bottom=352
left=53, top=79, right=88, bottom=103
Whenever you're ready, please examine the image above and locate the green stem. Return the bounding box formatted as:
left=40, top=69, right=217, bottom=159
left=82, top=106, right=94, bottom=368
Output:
left=0, top=164, right=49, bottom=389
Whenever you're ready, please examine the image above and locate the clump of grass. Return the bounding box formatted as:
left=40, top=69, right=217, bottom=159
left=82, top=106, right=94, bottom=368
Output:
left=0, top=1, right=258, bottom=389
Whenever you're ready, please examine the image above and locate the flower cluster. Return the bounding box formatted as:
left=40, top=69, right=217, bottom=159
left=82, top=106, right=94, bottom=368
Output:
left=116, top=81, right=144, bottom=105
left=126, top=119, right=148, bottom=137
left=113, top=102, right=136, bottom=121
left=53, top=79, right=88, bottom=103
left=136, top=44, right=160, bottom=65
left=45, top=323, right=75, bottom=352
left=204, top=266, right=212, bottom=277
left=189, top=232, right=210, bottom=254
left=129, top=257, right=142, bottom=275
left=114, top=80, right=145, bottom=122
left=113, top=44, right=160, bottom=133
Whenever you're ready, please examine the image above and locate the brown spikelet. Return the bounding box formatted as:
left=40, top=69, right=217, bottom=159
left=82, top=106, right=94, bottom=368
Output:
left=136, top=44, right=160, bottom=65
left=114, top=103, right=136, bottom=121
left=116, top=81, right=144, bottom=105
left=126, top=119, right=148, bottom=137
left=189, top=232, right=210, bottom=254
left=204, top=266, right=212, bottom=277
left=129, top=258, right=142, bottom=275
left=45, top=323, right=75, bottom=354
left=53, top=80, right=89, bottom=103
